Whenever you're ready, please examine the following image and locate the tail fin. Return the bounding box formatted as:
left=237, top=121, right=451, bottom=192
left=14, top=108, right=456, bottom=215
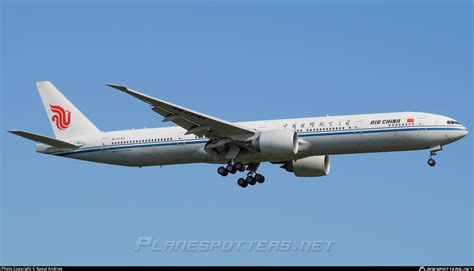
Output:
left=36, top=81, right=101, bottom=139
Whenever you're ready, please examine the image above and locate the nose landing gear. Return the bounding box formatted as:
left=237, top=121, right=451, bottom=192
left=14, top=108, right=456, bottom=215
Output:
left=427, top=158, right=436, bottom=167
left=427, top=145, right=442, bottom=167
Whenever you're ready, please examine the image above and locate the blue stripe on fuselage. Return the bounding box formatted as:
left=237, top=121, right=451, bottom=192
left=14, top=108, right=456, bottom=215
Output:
left=51, top=126, right=466, bottom=157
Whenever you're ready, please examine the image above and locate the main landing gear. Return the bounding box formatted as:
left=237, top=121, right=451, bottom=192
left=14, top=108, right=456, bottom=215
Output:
left=427, top=145, right=442, bottom=167
left=237, top=174, right=265, bottom=188
left=218, top=162, right=265, bottom=188
left=217, top=162, right=245, bottom=176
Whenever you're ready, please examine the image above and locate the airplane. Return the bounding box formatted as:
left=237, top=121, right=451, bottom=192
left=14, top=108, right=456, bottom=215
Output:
left=9, top=81, right=468, bottom=188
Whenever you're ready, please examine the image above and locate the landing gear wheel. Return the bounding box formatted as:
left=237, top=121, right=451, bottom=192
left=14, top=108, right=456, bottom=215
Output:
left=427, top=146, right=441, bottom=167
left=237, top=178, right=248, bottom=188
left=226, top=164, right=237, bottom=174
left=254, top=174, right=265, bottom=183
left=235, top=162, right=245, bottom=172
left=246, top=175, right=256, bottom=185
left=428, top=158, right=436, bottom=167
left=217, top=166, right=228, bottom=176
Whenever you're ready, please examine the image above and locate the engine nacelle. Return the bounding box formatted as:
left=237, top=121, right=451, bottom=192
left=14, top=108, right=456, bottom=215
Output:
left=252, top=130, right=298, bottom=157
left=281, top=155, right=330, bottom=177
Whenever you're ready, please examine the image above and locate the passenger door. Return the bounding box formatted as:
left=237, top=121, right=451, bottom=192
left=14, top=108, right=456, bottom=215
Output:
left=417, top=117, right=427, bottom=132
left=101, top=137, right=111, bottom=151
left=353, top=120, right=364, bottom=148
left=177, top=132, right=186, bottom=145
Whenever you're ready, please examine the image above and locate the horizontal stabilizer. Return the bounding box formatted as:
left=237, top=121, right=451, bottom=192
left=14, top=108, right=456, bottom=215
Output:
left=8, top=130, right=81, bottom=149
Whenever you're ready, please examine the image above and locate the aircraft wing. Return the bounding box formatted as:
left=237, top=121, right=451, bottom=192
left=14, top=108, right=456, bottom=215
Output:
left=105, top=84, right=256, bottom=138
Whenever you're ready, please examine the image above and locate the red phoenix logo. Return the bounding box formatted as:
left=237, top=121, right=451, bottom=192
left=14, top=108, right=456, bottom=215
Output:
left=50, top=105, right=71, bottom=130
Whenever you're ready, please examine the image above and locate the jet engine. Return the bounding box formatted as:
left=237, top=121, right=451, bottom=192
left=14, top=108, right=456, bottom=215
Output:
left=281, top=155, right=330, bottom=177
left=251, top=130, right=298, bottom=157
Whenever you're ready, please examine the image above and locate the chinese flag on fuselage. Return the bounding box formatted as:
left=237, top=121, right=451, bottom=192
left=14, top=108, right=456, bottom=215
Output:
left=407, top=118, right=414, bottom=123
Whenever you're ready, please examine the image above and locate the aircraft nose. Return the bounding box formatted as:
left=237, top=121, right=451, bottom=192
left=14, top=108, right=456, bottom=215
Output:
left=456, top=126, right=468, bottom=140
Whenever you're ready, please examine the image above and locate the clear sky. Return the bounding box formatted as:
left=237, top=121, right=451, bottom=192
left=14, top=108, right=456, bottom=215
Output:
left=1, top=0, right=472, bottom=266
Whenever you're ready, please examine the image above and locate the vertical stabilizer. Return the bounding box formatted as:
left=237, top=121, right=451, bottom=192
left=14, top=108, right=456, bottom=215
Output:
left=36, top=81, right=101, bottom=139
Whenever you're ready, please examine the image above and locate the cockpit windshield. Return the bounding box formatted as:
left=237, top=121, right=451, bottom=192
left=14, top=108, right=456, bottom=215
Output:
left=447, top=120, right=460, bottom=125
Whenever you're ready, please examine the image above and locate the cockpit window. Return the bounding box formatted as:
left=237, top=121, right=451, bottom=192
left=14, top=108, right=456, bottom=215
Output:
left=447, top=120, right=460, bottom=125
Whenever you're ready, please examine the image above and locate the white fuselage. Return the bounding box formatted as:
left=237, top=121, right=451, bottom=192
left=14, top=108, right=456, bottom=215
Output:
left=37, top=112, right=468, bottom=167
